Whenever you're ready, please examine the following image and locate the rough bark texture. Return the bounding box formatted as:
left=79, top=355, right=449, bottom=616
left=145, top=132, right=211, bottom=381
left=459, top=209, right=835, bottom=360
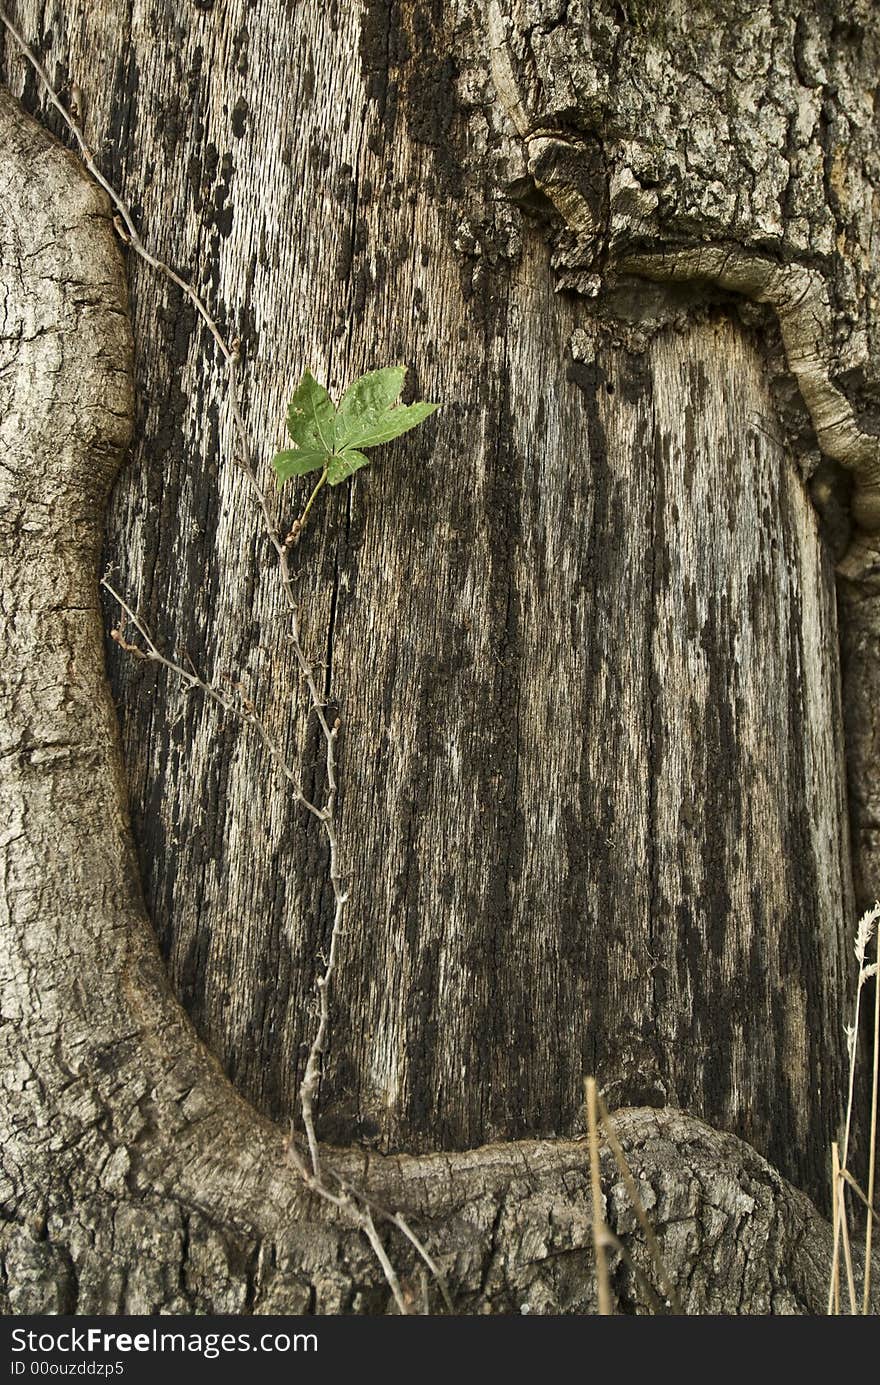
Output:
left=1, top=0, right=877, bottom=1315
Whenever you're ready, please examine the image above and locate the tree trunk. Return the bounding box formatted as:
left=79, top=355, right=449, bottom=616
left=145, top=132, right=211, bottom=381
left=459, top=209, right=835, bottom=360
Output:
left=1, top=0, right=877, bottom=1314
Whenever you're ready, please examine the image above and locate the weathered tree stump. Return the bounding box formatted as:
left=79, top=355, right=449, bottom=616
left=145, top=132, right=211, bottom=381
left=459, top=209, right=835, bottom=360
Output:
left=2, top=0, right=879, bottom=1313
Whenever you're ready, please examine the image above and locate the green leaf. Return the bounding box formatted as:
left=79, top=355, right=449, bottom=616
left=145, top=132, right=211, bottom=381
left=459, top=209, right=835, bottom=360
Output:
left=335, top=366, right=407, bottom=450
left=326, top=449, right=371, bottom=486
left=273, top=448, right=328, bottom=482
left=343, top=399, right=439, bottom=450
left=335, top=366, right=439, bottom=451
left=275, top=365, right=439, bottom=497
left=286, top=368, right=336, bottom=454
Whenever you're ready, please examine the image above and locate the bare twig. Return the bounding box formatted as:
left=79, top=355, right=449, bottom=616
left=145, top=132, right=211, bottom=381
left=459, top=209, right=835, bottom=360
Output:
left=284, top=1138, right=409, bottom=1314
left=390, top=1214, right=454, bottom=1314
left=829, top=905, right=879, bottom=1314
left=585, top=1077, right=613, bottom=1315
left=101, top=579, right=322, bottom=817
left=864, top=950, right=879, bottom=1311
left=0, top=7, right=229, bottom=362
left=830, top=1142, right=842, bottom=1315
left=840, top=1168, right=879, bottom=1223
left=600, top=1225, right=664, bottom=1315
left=840, top=1174, right=859, bottom=1316
left=597, top=1092, right=683, bottom=1314
left=359, top=1211, right=410, bottom=1316
left=285, top=1134, right=453, bottom=1313
left=418, top=1269, right=431, bottom=1315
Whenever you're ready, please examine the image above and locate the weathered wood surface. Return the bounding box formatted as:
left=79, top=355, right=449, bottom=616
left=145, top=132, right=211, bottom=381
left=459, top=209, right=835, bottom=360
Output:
left=5, top=85, right=874, bottom=1315
left=0, top=1, right=863, bottom=1214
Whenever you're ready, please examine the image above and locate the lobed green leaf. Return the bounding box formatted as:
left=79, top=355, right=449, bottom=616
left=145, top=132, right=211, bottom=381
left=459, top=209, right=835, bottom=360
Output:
left=327, top=449, right=372, bottom=485
left=275, top=364, right=439, bottom=493
left=335, top=366, right=408, bottom=451
left=272, top=448, right=328, bottom=481
left=342, top=399, right=439, bottom=450
left=286, top=368, right=336, bottom=454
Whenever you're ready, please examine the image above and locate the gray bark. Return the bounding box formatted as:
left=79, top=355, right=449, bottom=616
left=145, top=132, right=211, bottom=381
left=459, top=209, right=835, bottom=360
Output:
left=1, top=0, right=877, bottom=1314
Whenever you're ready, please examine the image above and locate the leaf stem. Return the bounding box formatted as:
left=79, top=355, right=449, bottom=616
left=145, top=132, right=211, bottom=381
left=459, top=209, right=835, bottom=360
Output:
left=298, top=465, right=330, bottom=536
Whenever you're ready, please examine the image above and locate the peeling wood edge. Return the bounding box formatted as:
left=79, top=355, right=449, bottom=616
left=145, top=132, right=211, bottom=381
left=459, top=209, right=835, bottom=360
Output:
left=485, top=11, right=880, bottom=544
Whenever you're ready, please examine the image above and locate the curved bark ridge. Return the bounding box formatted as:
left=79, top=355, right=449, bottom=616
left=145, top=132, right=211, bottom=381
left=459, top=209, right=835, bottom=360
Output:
left=482, top=0, right=880, bottom=535
left=0, top=82, right=870, bottom=1316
